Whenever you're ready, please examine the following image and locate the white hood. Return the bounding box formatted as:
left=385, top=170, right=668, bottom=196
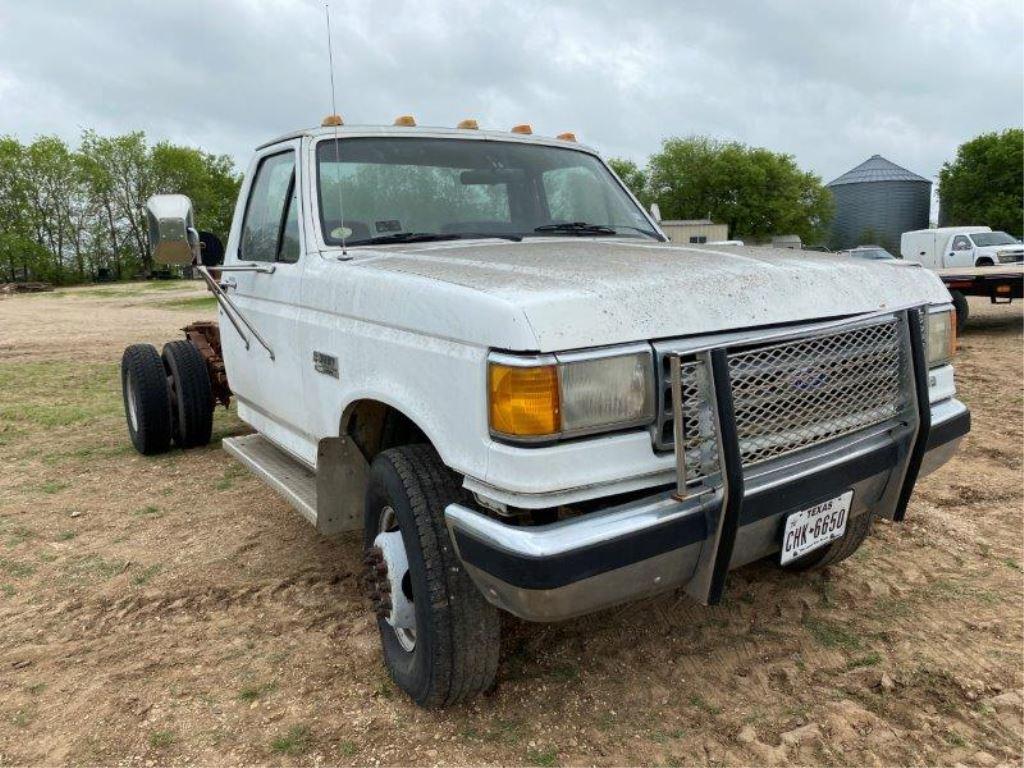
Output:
left=355, top=238, right=951, bottom=351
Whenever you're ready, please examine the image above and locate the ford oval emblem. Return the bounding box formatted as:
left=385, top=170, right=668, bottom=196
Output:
left=791, top=368, right=828, bottom=391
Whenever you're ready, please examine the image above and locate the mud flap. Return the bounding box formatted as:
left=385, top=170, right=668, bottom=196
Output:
left=316, top=436, right=368, bottom=534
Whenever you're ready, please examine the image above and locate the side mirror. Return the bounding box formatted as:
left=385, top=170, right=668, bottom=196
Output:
left=145, top=194, right=199, bottom=266
left=198, top=231, right=225, bottom=267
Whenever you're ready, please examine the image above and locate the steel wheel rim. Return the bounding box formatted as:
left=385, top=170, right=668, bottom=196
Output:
left=378, top=505, right=416, bottom=652
left=126, top=372, right=139, bottom=431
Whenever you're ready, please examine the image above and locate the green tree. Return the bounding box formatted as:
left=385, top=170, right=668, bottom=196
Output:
left=646, top=136, right=833, bottom=243
left=607, top=157, right=648, bottom=204
left=0, top=130, right=242, bottom=284
left=938, top=129, right=1023, bottom=238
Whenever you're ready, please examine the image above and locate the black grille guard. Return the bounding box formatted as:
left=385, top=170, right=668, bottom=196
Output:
left=662, top=305, right=932, bottom=605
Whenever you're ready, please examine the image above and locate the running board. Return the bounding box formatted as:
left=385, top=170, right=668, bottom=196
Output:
left=224, top=434, right=318, bottom=525
left=223, top=434, right=365, bottom=534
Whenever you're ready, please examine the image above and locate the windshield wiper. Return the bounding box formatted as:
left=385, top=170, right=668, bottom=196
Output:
left=533, top=222, right=617, bottom=236
left=347, top=232, right=462, bottom=246
left=347, top=232, right=524, bottom=246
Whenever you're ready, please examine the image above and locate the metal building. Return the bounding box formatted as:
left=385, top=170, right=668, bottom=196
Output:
left=659, top=219, right=729, bottom=245
left=826, top=155, right=931, bottom=251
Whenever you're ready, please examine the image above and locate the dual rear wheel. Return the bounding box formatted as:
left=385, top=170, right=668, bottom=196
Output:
left=121, top=341, right=213, bottom=455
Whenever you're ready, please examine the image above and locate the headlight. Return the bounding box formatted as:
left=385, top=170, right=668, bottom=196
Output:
left=926, top=308, right=956, bottom=368
left=488, top=347, right=655, bottom=441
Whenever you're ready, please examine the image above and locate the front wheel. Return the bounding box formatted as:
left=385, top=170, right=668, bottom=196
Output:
left=362, top=445, right=500, bottom=708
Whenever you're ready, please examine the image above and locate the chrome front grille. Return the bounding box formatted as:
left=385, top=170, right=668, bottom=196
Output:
left=728, top=318, right=905, bottom=465
left=655, top=317, right=909, bottom=483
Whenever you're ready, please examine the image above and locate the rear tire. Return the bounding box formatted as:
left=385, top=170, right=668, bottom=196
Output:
left=783, top=511, right=873, bottom=571
left=950, top=290, right=968, bottom=334
left=121, top=344, right=172, bottom=455
left=162, top=340, right=213, bottom=448
left=363, top=445, right=500, bottom=708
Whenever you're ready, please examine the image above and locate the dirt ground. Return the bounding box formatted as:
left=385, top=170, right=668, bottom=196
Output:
left=0, top=282, right=1021, bottom=767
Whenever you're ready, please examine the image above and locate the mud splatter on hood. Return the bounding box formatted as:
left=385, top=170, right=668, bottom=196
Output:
left=348, top=238, right=951, bottom=351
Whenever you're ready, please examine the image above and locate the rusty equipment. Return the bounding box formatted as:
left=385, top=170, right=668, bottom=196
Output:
left=183, top=321, right=232, bottom=408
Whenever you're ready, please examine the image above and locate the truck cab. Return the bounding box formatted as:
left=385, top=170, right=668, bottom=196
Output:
left=123, top=117, right=971, bottom=708
left=902, top=226, right=1024, bottom=269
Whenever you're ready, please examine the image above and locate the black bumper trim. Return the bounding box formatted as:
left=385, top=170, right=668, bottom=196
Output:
left=456, top=439, right=902, bottom=593
left=453, top=500, right=709, bottom=592
left=926, top=408, right=970, bottom=452
left=739, top=442, right=898, bottom=527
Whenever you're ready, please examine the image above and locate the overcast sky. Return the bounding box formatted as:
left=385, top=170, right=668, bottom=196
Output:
left=0, top=0, right=1021, bottom=194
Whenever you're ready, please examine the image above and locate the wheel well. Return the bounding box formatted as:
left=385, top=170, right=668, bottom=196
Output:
left=342, top=400, right=429, bottom=463
left=976, top=256, right=994, bottom=266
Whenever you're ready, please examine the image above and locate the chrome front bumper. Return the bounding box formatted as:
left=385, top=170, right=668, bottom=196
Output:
left=446, top=398, right=968, bottom=621
left=446, top=309, right=971, bottom=622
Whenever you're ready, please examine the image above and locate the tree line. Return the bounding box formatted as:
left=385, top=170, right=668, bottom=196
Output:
left=0, top=131, right=241, bottom=284
left=1, top=128, right=1016, bottom=285
left=610, top=131, right=1023, bottom=248
left=609, top=137, right=835, bottom=246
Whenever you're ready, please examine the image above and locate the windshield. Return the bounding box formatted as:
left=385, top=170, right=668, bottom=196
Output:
left=852, top=247, right=895, bottom=260
left=315, top=137, right=660, bottom=245
left=969, top=232, right=1018, bottom=247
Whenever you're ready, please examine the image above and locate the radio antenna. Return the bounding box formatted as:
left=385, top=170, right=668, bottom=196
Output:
left=324, top=3, right=348, bottom=257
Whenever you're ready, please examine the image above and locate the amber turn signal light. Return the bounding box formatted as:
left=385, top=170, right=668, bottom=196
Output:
left=510, top=124, right=533, bottom=135
left=321, top=114, right=344, bottom=127
left=394, top=115, right=417, bottom=127
left=488, top=363, right=560, bottom=438
left=457, top=119, right=479, bottom=129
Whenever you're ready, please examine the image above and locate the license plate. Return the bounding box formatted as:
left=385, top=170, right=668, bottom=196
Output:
left=780, top=490, right=854, bottom=565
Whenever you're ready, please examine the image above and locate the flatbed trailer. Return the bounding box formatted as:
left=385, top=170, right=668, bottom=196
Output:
left=936, top=265, right=1024, bottom=332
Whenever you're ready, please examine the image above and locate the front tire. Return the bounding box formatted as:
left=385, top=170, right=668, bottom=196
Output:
left=363, top=445, right=500, bottom=708
left=121, top=344, right=172, bottom=455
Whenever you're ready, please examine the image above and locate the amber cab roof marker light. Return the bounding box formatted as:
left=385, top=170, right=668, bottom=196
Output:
left=457, top=119, right=479, bottom=130
left=394, top=115, right=417, bottom=127
left=510, top=124, right=533, bottom=135
left=556, top=132, right=577, bottom=142
left=321, top=114, right=344, bottom=127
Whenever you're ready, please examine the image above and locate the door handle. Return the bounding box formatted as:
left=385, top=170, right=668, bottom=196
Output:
left=219, top=277, right=237, bottom=291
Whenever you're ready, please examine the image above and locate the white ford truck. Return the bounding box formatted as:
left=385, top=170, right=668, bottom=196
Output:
left=122, top=117, right=970, bottom=708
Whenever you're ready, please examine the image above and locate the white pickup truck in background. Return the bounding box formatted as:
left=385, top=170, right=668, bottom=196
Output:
left=901, top=227, right=1024, bottom=331
left=122, top=116, right=971, bottom=708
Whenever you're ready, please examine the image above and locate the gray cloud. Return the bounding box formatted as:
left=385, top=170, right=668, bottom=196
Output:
left=0, top=0, right=1021, bottom=196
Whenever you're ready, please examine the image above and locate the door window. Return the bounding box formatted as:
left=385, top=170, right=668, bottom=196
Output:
left=951, top=235, right=972, bottom=252
left=240, top=152, right=299, bottom=262
left=278, top=182, right=301, bottom=264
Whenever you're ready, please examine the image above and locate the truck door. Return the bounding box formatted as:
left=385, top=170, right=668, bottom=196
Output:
left=945, top=234, right=975, bottom=269
left=220, top=142, right=316, bottom=464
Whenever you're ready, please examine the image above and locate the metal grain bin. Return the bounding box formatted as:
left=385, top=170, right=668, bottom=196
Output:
left=826, top=155, right=931, bottom=252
